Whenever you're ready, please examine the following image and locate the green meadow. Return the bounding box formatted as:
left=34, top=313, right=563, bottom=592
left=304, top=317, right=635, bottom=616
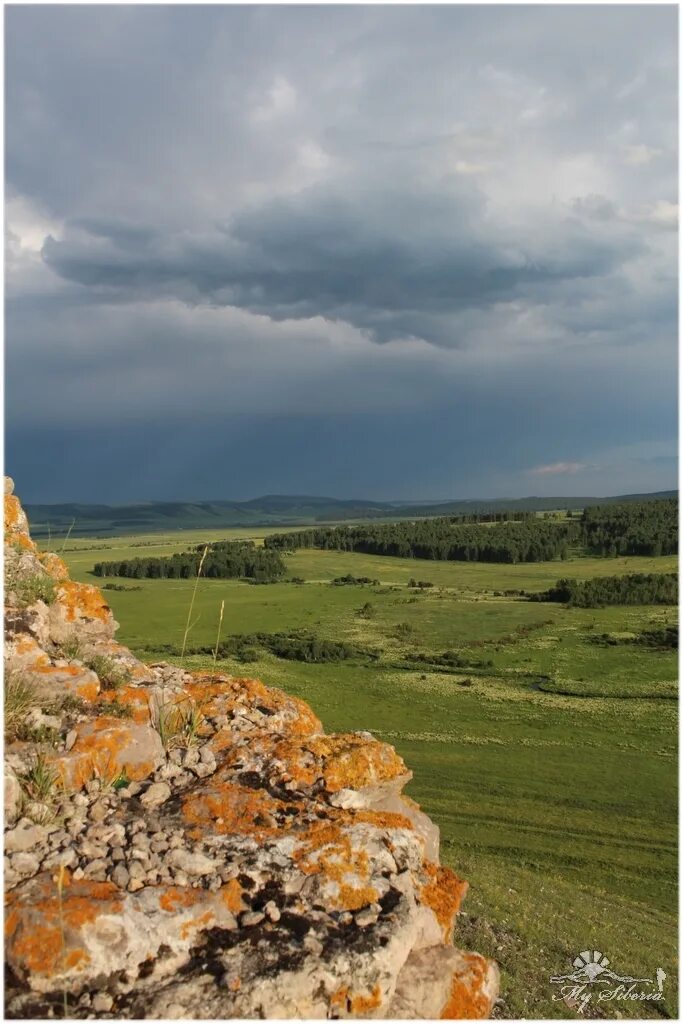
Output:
left=57, top=531, right=678, bottom=1018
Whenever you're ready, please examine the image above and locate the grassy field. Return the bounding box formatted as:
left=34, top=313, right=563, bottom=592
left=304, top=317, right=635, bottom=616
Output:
left=56, top=530, right=678, bottom=1018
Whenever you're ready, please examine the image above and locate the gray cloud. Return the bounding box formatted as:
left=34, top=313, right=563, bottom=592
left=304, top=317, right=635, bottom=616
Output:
left=5, top=5, right=678, bottom=500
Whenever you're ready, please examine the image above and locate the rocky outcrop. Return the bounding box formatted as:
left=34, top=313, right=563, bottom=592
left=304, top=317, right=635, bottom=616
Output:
left=3, top=476, right=499, bottom=1018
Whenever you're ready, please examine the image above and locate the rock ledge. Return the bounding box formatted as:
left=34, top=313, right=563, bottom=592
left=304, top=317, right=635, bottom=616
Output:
left=4, top=479, right=499, bottom=1018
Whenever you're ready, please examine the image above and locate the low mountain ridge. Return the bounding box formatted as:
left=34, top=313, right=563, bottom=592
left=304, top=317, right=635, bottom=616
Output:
left=23, top=489, right=677, bottom=538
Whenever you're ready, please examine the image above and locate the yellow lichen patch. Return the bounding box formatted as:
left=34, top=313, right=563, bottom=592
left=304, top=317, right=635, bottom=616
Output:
left=181, top=776, right=285, bottom=840
left=330, top=983, right=383, bottom=1015
left=179, top=910, right=215, bottom=941
left=185, top=674, right=322, bottom=737
left=11, top=635, right=50, bottom=666
left=32, top=663, right=100, bottom=703
left=440, top=954, right=493, bottom=1019
left=38, top=551, right=69, bottom=581
left=420, top=863, right=468, bottom=941
left=158, top=887, right=207, bottom=913
left=293, top=821, right=378, bottom=911
left=353, top=809, right=415, bottom=831
left=52, top=718, right=161, bottom=790
left=54, top=582, right=112, bottom=624
left=4, top=494, right=31, bottom=541
left=350, top=984, right=383, bottom=1014
left=219, top=878, right=245, bottom=915
left=98, top=685, right=151, bottom=724
left=5, top=876, right=122, bottom=980
left=306, top=734, right=406, bottom=793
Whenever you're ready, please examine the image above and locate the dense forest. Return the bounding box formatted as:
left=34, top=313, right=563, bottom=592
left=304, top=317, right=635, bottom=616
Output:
left=264, top=518, right=574, bottom=563
left=533, top=573, right=678, bottom=608
left=580, top=498, right=677, bottom=556
left=93, top=540, right=287, bottom=582
left=264, top=498, right=677, bottom=564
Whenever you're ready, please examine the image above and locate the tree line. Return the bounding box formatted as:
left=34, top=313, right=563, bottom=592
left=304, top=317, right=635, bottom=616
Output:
left=264, top=518, right=575, bottom=563
left=532, top=572, right=677, bottom=608
left=579, top=498, right=677, bottom=556
left=93, top=540, right=287, bottom=582
left=263, top=497, right=677, bottom=564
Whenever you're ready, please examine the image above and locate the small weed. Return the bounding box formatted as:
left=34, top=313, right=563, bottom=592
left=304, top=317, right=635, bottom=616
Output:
left=19, top=753, right=59, bottom=803
left=4, top=673, right=38, bottom=740
left=153, top=697, right=205, bottom=750
left=86, top=654, right=130, bottom=691
left=15, top=723, right=60, bottom=746
left=60, top=637, right=83, bottom=661
left=57, top=694, right=87, bottom=715
left=13, top=572, right=56, bottom=608
left=103, top=699, right=133, bottom=719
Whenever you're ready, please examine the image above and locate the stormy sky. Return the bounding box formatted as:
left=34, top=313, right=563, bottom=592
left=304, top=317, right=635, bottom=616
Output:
left=5, top=5, right=678, bottom=503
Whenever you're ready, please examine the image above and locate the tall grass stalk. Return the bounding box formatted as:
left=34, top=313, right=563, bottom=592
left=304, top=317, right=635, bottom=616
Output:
left=56, top=862, right=69, bottom=1017
left=212, top=600, right=225, bottom=673
left=60, top=518, right=76, bottom=554
left=180, top=545, right=209, bottom=661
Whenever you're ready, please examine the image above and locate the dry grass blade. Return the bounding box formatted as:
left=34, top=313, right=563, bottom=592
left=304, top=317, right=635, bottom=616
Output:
left=212, top=599, right=225, bottom=673
left=180, top=544, right=209, bottom=661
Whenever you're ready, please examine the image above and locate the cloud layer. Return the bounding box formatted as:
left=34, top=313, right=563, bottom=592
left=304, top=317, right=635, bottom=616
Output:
left=5, top=6, right=678, bottom=501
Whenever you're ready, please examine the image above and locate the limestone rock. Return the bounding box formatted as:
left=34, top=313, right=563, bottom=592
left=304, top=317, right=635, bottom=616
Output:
left=3, top=477, right=499, bottom=1019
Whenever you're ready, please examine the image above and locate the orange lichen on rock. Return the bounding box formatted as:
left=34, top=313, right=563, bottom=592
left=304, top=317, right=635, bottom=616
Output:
left=52, top=717, right=164, bottom=790
left=38, top=551, right=69, bottom=581
left=420, top=863, right=468, bottom=941
left=158, top=887, right=207, bottom=913
left=179, top=910, right=215, bottom=941
left=4, top=493, right=31, bottom=542
left=98, top=685, right=151, bottom=724
left=306, top=734, right=406, bottom=793
left=331, top=983, right=383, bottom=1015
left=54, top=581, right=112, bottom=624
left=5, top=875, right=122, bottom=981
left=184, top=673, right=323, bottom=738
left=293, top=821, right=378, bottom=911
left=440, top=953, right=494, bottom=1019
left=181, top=776, right=285, bottom=840
left=219, top=878, right=245, bottom=915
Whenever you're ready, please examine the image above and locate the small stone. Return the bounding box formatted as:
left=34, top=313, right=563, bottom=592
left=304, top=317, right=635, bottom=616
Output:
left=140, top=781, right=171, bottom=808
left=182, top=747, right=200, bottom=768
left=89, top=800, right=109, bottom=823
left=84, top=859, right=108, bottom=881
left=92, top=993, right=114, bottom=1013
left=240, top=911, right=265, bottom=928
left=167, top=849, right=217, bottom=876
left=303, top=934, right=323, bottom=955
left=72, top=793, right=89, bottom=807
left=64, top=729, right=78, bottom=752
left=78, top=841, right=107, bottom=859
left=198, top=746, right=215, bottom=765
left=111, top=865, right=130, bottom=889
left=111, top=847, right=126, bottom=863
left=264, top=901, right=281, bottom=922
left=355, top=907, right=379, bottom=928
left=128, top=878, right=145, bottom=892
left=11, top=852, right=40, bottom=875
left=172, top=870, right=189, bottom=887
left=72, top=866, right=85, bottom=880
left=85, top=779, right=101, bottom=795
left=5, top=823, right=47, bottom=853
left=42, top=848, right=78, bottom=871
left=128, top=861, right=146, bottom=881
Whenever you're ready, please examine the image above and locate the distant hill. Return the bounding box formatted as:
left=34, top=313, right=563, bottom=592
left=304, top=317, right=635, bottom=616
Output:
left=23, top=490, right=677, bottom=539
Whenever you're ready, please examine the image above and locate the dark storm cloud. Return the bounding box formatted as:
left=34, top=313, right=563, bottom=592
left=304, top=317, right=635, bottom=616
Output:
left=5, top=5, right=678, bottom=500
left=41, top=184, right=646, bottom=346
